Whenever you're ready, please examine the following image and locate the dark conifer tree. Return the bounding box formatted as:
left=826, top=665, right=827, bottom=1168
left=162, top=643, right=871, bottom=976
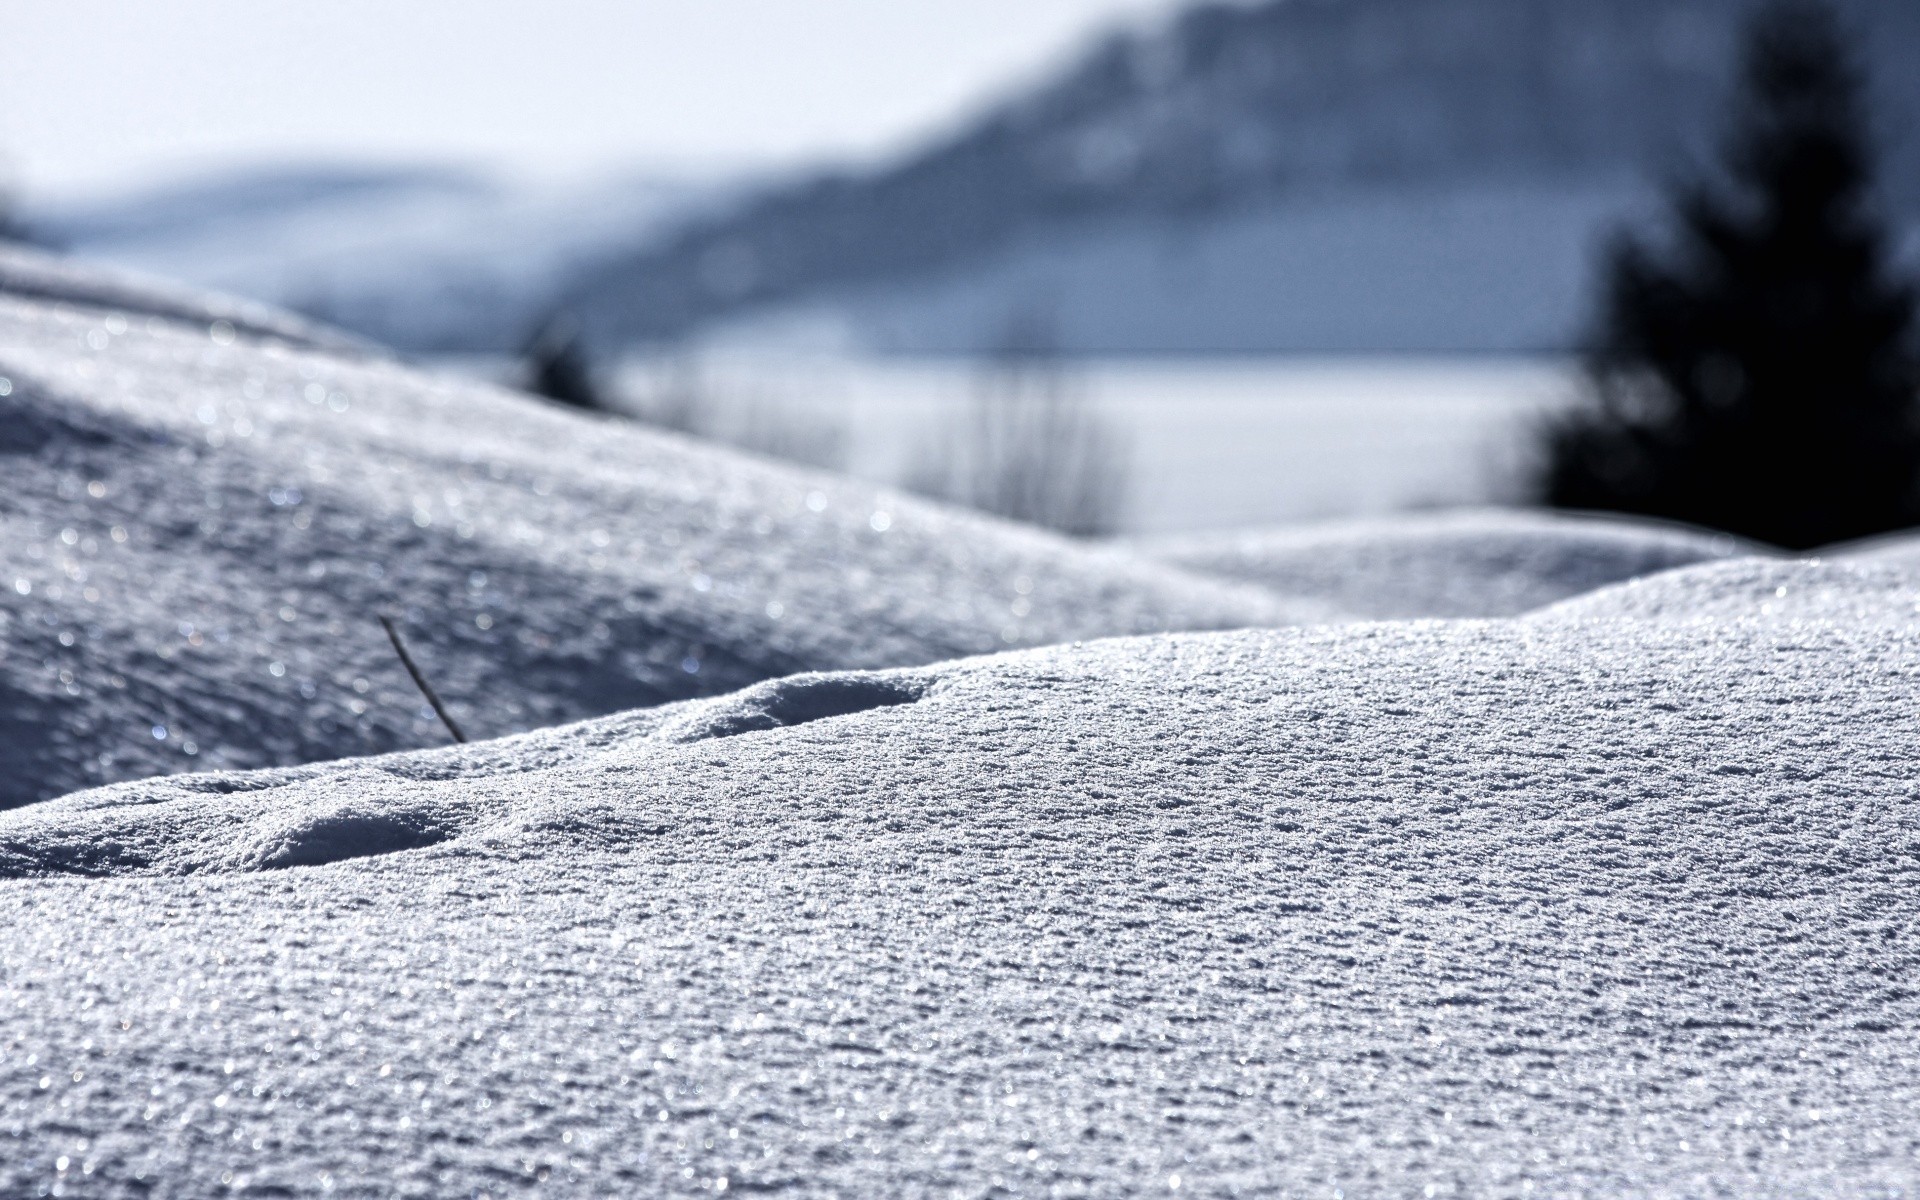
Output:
left=523, top=315, right=609, bottom=412
left=1542, top=0, right=1920, bottom=549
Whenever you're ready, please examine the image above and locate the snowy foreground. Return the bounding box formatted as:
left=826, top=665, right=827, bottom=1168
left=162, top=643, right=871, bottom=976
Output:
left=3, top=250, right=1920, bottom=1196
left=4, top=558, right=1920, bottom=1196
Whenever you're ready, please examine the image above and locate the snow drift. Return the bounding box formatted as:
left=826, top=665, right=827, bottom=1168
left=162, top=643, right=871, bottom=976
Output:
left=1140, top=507, right=1756, bottom=618
left=29, top=166, right=733, bottom=354
left=1, top=556, right=1918, bottom=1195
left=0, top=245, right=1322, bottom=807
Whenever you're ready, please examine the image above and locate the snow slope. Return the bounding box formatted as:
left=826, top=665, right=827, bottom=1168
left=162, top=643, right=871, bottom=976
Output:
left=1138, top=507, right=1756, bottom=618
left=0, top=556, right=1917, bottom=1195
left=32, top=166, right=732, bottom=353
left=0, top=244, right=367, bottom=356
left=0, top=247, right=1320, bottom=808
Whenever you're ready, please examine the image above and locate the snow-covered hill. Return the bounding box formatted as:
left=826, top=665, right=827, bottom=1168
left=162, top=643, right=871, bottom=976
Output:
left=3, top=555, right=1919, bottom=1195
left=28, top=166, right=733, bottom=353
left=1137, top=507, right=1756, bottom=618
left=0, top=245, right=1324, bottom=808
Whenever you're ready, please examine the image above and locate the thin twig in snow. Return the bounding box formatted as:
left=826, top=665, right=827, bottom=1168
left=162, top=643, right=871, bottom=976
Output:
left=379, top=615, right=468, bottom=744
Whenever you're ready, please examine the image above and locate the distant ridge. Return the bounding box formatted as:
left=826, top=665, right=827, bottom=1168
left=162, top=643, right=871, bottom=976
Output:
left=561, top=0, right=1920, bottom=355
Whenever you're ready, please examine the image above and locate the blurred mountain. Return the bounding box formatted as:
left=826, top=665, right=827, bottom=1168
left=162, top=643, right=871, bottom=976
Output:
left=31, top=0, right=1920, bottom=355
left=561, top=0, right=1920, bottom=356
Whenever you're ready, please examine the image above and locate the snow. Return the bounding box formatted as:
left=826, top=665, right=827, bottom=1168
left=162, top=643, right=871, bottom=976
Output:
left=0, top=244, right=368, bottom=356
left=1828, top=527, right=1920, bottom=571
left=0, top=246, right=1319, bottom=808
left=3, top=555, right=1919, bottom=1195
left=33, top=167, right=734, bottom=353
left=1541, top=553, right=1920, bottom=624
left=1138, top=507, right=1757, bottom=618
left=4, top=249, right=1919, bottom=1196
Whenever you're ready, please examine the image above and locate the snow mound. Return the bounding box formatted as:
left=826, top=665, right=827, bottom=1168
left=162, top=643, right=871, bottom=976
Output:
left=34, top=165, right=736, bottom=354
left=1140, top=507, right=1754, bottom=618
left=0, top=243, right=369, bottom=355
left=1539, top=556, right=1920, bottom=624
left=0, top=268, right=1323, bottom=807
left=0, top=667, right=937, bottom=877
left=659, top=669, right=932, bottom=744
left=1827, top=525, right=1920, bottom=569
left=1, top=561, right=1917, bottom=1194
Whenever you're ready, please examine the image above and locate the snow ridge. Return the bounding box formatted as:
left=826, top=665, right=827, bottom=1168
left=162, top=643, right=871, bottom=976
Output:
left=1139, top=507, right=1754, bottom=618
left=0, top=263, right=1319, bottom=807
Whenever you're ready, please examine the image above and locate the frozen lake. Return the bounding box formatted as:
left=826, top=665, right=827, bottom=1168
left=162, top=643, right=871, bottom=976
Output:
left=612, top=353, right=1577, bottom=535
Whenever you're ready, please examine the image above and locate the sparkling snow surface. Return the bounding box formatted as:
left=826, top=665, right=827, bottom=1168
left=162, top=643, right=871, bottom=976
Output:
left=2, top=557, right=1919, bottom=1196
left=0, top=250, right=1323, bottom=807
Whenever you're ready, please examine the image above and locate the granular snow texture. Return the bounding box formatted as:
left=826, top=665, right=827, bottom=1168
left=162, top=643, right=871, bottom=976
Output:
left=1140, top=507, right=1755, bottom=618
left=0, top=557, right=1916, bottom=1197
left=0, top=251, right=1317, bottom=807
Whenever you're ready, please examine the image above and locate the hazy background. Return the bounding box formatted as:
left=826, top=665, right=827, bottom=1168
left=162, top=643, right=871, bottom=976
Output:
left=7, top=0, right=1918, bottom=533
left=0, top=0, right=1181, bottom=195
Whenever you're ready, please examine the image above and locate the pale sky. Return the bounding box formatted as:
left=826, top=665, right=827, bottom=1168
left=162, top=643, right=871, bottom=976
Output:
left=0, top=0, right=1184, bottom=198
